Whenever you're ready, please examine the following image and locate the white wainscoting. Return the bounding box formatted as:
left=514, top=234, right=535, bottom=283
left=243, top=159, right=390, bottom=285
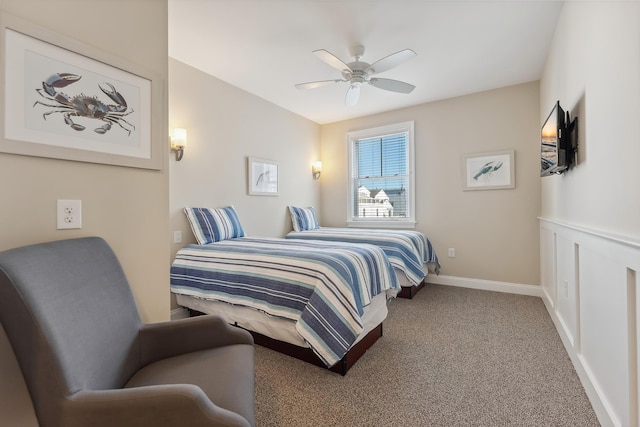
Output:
left=540, top=218, right=640, bottom=427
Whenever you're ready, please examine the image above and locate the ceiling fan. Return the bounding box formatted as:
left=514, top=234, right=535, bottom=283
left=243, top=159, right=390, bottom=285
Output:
left=295, top=45, right=417, bottom=107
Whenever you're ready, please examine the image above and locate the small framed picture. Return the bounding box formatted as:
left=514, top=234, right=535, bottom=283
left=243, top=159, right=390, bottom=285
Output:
left=462, top=150, right=515, bottom=191
left=248, top=157, right=279, bottom=196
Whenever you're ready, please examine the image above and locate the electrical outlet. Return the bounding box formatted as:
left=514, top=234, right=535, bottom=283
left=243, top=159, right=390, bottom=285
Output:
left=57, top=200, right=82, bottom=230
left=173, top=231, right=183, bottom=244
left=448, top=248, right=456, bottom=257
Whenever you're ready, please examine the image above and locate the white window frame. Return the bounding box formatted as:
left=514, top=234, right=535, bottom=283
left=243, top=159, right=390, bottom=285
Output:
left=346, top=121, right=415, bottom=228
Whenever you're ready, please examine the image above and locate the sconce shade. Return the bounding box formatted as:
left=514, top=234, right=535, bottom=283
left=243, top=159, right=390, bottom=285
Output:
left=170, top=128, right=187, bottom=161
left=312, top=161, right=322, bottom=179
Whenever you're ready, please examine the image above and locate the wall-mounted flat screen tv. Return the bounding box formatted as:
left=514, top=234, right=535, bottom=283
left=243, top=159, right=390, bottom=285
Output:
left=541, top=100, right=576, bottom=177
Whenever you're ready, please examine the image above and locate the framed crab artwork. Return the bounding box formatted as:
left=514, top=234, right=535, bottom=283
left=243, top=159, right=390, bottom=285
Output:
left=462, top=149, right=515, bottom=191
left=0, top=14, right=162, bottom=170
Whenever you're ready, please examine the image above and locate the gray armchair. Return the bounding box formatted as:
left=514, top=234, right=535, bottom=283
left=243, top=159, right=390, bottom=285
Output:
left=0, top=237, right=254, bottom=427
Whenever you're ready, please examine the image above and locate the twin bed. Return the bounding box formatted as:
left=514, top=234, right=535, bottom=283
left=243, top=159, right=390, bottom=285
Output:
left=286, top=206, right=440, bottom=298
left=170, top=206, right=439, bottom=374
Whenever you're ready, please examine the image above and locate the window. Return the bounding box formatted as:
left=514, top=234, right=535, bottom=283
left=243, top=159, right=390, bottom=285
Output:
left=347, top=121, right=415, bottom=228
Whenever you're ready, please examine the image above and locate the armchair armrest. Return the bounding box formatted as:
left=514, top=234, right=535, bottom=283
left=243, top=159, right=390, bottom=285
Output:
left=139, top=315, right=253, bottom=366
left=65, top=385, right=251, bottom=427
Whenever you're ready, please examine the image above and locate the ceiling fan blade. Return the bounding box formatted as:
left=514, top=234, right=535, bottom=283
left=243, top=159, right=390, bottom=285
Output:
left=313, top=49, right=352, bottom=72
left=295, top=80, right=342, bottom=90
left=369, top=78, right=416, bottom=94
left=365, top=49, right=417, bottom=75
left=345, top=84, right=361, bottom=107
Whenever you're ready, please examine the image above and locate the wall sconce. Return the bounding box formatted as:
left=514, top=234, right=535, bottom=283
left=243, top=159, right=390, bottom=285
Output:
left=312, top=161, right=322, bottom=180
left=170, top=128, right=187, bottom=161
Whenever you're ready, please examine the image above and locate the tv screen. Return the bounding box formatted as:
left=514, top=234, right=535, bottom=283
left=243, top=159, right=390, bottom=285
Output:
left=540, top=101, right=567, bottom=177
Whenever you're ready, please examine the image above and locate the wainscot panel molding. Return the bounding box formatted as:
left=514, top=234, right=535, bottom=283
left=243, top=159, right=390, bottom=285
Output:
left=540, top=217, right=640, bottom=427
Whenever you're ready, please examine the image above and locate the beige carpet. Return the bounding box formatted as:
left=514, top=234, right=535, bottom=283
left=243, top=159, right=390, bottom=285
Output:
left=254, top=284, right=600, bottom=426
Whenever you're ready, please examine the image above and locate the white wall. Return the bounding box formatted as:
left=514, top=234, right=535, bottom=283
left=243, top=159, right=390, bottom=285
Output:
left=320, top=82, right=542, bottom=287
left=169, top=58, right=321, bottom=307
left=540, top=1, right=640, bottom=236
left=539, top=2, right=640, bottom=426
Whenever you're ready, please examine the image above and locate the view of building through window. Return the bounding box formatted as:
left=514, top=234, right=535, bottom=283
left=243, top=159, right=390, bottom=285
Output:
left=356, top=186, right=401, bottom=217
left=353, top=132, right=408, bottom=219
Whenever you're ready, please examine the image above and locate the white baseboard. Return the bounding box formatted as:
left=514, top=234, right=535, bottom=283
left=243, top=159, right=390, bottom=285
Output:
left=426, top=274, right=543, bottom=297
left=170, top=307, right=190, bottom=320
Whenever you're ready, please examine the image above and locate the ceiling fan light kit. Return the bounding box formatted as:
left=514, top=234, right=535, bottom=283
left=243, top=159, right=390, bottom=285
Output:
left=296, top=45, right=417, bottom=106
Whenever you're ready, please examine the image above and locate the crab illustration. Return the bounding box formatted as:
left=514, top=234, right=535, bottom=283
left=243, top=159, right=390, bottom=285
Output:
left=33, top=73, right=135, bottom=135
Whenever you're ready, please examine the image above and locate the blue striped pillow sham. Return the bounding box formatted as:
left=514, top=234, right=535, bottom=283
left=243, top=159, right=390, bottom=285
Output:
left=184, top=206, right=246, bottom=244
left=288, top=206, right=320, bottom=232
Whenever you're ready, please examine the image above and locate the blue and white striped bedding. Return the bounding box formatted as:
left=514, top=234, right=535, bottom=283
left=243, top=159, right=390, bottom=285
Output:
left=286, top=227, right=440, bottom=286
left=170, top=237, right=400, bottom=367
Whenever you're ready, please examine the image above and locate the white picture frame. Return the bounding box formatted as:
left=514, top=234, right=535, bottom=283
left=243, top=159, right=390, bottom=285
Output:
left=248, top=157, right=279, bottom=196
left=462, top=149, right=515, bottom=191
left=0, top=14, right=163, bottom=170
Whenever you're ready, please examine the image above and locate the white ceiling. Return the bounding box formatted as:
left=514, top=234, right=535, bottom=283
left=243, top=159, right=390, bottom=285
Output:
left=169, top=0, right=563, bottom=125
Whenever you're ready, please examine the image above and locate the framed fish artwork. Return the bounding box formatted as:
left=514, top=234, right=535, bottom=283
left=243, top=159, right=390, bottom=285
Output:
left=462, top=150, right=515, bottom=191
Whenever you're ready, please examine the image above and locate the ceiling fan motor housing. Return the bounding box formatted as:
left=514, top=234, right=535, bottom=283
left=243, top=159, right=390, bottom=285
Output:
left=343, top=62, right=370, bottom=85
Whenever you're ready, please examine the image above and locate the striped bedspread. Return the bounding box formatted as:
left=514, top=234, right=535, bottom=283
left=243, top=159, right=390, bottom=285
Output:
left=286, top=227, right=440, bottom=286
left=170, top=237, right=400, bottom=367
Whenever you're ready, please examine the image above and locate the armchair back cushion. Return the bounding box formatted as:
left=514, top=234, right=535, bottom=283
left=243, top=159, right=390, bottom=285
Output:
left=0, top=238, right=143, bottom=422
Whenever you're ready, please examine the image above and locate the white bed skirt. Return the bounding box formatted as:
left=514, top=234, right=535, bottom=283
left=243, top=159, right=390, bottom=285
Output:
left=176, top=292, right=389, bottom=349
left=395, top=263, right=428, bottom=288
left=395, top=268, right=414, bottom=287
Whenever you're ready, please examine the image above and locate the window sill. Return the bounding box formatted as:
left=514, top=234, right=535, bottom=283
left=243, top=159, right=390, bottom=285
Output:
left=346, top=220, right=416, bottom=229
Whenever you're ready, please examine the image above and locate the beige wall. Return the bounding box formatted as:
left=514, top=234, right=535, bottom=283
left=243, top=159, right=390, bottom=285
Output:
left=320, top=82, right=541, bottom=286
left=168, top=58, right=321, bottom=307
left=540, top=1, right=640, bottom=238
left=0, top=0, right=170, bottom=319
left=0, top=0, right=169, bottom=424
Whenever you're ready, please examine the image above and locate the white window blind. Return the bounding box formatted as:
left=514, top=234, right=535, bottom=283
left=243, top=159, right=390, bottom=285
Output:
left=347, top=121, right=415, bottom=228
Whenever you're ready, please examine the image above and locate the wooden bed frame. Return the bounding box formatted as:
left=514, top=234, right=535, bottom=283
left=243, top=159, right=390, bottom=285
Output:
left=249, top=323, right=383, bottom=376
left=189, top=309, right=382, bottom=376
left=397, top=280, right=426, bottom=299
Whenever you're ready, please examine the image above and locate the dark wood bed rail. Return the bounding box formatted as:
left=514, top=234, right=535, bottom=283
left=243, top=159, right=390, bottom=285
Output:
left=188, top=308, right=382, bottom=376
left=248, top=323, right=383, bottom=376
left=398, top=280, right=426, bottom=299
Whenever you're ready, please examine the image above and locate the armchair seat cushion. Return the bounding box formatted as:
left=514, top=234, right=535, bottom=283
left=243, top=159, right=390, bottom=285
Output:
left=125, top=345, right=254, bottom=424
